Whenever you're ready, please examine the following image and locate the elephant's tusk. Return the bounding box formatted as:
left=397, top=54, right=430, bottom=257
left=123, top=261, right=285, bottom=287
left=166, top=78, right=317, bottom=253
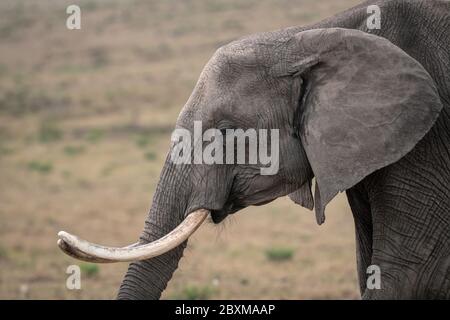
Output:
left=57, top=209, right=209, bottom=263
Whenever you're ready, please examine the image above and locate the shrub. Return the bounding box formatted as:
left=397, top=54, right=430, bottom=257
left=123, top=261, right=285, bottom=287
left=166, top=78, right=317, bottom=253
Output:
left=144, top=151, right=157, bottom=161
left=0, top=82, right=66, bottom=116
left=80, top=263, right=99, bottom=277
left=28, top=161, right=53, bottom=174
left=85, top=129, right=103, bottom=143
left=181, top=285, right=213, bottom=300
left=39, top=123, right=63, bottom=143
left=63, top=145, right=85, bottom=156
left=265, top=247, right=294, bottom=262
left=0, top=245, right=8, bottom=260
left=135, top=134, right=151, bottom=148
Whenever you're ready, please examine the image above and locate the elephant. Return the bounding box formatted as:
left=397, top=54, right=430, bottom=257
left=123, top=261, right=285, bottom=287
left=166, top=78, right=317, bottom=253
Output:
left=57, top=0, right=450, bottom=299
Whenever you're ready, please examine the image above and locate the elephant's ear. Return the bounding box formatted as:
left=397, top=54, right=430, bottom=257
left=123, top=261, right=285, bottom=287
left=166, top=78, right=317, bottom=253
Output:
left=289, top=28, right=442, bottom=224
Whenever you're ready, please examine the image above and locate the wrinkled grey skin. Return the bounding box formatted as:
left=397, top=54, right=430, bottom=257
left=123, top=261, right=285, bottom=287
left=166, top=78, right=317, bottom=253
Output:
left=118, top=0, right=450, bottom=299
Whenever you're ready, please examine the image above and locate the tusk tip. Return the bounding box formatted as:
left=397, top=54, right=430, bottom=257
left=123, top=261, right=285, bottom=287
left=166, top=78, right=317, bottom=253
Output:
left=58, top=231, right=75, bottom=244
left=57, top=231, right=68, bottom=238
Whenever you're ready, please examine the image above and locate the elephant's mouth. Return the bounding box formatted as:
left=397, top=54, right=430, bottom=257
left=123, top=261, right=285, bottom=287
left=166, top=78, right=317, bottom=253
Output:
left=211, top=197, right=276, bottom=224
left=211, top=203, right=244, bottom=224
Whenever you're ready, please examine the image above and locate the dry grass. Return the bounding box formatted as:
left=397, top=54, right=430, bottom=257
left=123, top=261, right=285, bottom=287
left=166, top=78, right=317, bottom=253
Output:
left=0, top=0, right=361, bottom=299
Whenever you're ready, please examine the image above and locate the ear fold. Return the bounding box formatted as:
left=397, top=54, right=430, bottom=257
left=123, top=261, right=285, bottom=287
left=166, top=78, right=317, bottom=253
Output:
left=290, top=28, right=442, bottom=224
left=288, top=179, right=314, bottom=210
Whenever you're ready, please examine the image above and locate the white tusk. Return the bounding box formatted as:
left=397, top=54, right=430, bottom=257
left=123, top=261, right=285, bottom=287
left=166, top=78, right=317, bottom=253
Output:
left=57, top=209, right=209, bottom=263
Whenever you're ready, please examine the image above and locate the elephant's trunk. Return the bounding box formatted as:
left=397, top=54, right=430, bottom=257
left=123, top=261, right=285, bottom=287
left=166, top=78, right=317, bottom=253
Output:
left=117, top=160, right=195, bottom=299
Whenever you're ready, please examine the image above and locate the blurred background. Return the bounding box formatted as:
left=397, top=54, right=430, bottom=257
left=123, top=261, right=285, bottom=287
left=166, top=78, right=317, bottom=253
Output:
left=0, top=0, right=362, bottom=299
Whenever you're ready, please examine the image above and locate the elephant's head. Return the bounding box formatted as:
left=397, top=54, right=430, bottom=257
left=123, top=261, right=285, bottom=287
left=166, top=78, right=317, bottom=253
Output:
left=57, top=28, right=442, bottom=299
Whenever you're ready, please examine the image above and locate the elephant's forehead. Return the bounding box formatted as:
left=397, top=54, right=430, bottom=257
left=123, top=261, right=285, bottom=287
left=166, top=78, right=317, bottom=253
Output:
left=211, top=29, right=295, bottom=68
left=175, top=30, right=296, bottom=129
